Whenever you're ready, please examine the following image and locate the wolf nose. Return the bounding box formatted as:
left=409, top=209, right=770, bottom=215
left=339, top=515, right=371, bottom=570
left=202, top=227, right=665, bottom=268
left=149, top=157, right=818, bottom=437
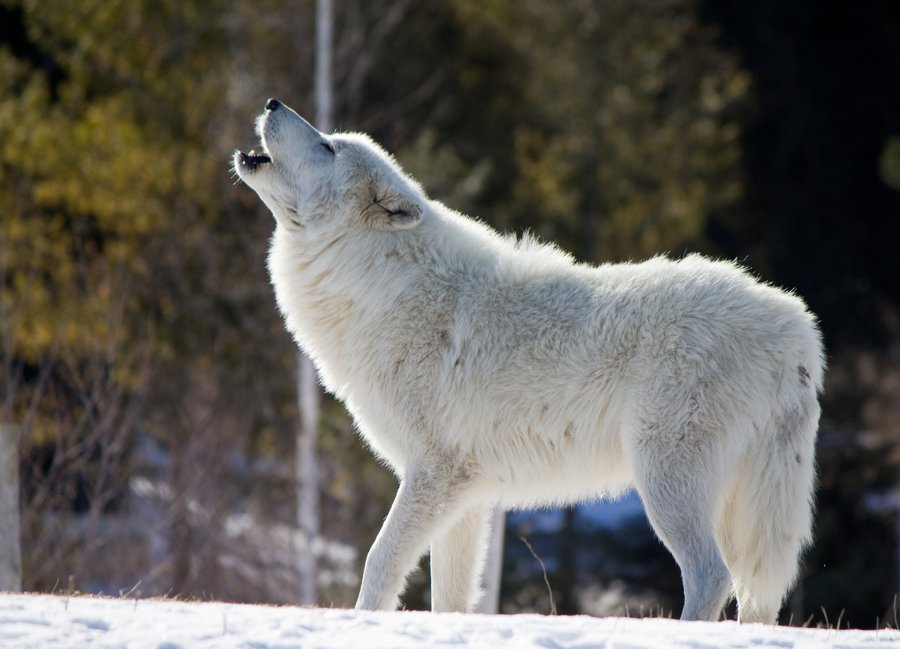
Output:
left=265, top=98, right=281, bottom=111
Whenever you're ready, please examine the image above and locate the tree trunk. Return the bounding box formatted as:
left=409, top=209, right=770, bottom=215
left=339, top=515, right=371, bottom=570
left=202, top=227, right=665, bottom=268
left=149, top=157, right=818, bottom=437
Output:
left=0, top=424, right=21, bottom=592
left=293, top=0, right=333, bottom=609
left=556, top=506, right=579, bottom=615
left=295, top=354, right=320, bottom=606
left=316, top=0, right=334, bottom=134
left=475, top=506, right=505, bottom=614
left=169, top=433, right=193, bottom=595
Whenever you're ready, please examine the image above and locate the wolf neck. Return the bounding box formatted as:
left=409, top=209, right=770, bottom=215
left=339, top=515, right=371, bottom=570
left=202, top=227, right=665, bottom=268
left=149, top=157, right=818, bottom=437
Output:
left=266, top=219, right=432, bottom=397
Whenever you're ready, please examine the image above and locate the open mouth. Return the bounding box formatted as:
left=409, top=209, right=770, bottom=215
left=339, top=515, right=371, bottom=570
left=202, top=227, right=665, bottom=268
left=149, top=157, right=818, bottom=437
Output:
left=237, top=148, right=272, bottom=171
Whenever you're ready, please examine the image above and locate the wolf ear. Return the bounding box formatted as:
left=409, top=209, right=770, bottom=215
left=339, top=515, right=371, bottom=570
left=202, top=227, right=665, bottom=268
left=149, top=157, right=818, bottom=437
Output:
left=369, top=191, right=424, bottom=230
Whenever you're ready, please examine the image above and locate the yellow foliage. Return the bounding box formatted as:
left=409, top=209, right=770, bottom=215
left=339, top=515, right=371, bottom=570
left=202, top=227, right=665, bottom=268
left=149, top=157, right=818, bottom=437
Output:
left=0, top=0, right=231, bottom=407
left=452, top=0, right=751, bottom=263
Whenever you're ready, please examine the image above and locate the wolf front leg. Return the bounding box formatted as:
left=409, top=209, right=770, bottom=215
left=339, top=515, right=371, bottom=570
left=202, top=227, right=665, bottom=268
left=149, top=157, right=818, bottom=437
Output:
left=355, top=461, right=473, bottom=611
left=430, top=505, right=492, bottom=612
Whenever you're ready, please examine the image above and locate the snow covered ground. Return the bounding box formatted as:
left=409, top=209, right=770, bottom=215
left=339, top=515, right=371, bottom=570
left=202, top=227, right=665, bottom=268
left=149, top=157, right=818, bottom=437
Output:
left=0, top=593, right=897, bottom=649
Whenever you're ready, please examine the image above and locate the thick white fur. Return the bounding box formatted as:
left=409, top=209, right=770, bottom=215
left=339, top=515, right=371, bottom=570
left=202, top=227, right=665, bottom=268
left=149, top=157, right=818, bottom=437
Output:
left=234, top=101, right=824, bottom=623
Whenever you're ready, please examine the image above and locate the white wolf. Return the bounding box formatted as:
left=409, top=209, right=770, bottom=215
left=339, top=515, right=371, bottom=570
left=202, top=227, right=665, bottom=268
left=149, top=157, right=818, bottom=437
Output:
left=234, top=99, right=824, bottom=624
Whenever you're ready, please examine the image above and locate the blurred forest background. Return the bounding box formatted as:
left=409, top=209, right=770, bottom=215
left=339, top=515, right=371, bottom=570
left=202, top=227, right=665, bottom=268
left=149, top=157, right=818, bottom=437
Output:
left=2, top=0, right=900, bottom=628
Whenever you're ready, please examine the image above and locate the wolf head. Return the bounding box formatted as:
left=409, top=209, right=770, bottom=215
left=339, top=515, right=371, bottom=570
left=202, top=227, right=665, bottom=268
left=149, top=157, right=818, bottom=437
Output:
left=234, top=99, right=427, bottom=235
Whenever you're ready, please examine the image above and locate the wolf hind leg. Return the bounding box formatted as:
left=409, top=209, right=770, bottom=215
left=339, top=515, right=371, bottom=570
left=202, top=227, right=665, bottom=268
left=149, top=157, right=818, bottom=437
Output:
left=640, top=485, right=732, bottom=620
left=627, top=423, right=733, bottom=621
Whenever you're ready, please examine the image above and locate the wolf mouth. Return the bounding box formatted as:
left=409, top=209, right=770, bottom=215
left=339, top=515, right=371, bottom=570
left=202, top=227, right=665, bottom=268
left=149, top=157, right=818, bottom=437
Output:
left=237, top=149, right=272, bottom=171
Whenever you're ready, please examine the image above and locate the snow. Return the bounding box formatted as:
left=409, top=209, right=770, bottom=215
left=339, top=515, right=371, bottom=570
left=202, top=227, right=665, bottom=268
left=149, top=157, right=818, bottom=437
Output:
left=0, top=594, right=898, bottom=649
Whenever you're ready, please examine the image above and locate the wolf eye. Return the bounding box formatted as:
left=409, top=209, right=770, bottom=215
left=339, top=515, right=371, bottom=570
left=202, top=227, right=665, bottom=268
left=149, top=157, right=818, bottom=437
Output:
left=320, top=141, right=336, bottom=155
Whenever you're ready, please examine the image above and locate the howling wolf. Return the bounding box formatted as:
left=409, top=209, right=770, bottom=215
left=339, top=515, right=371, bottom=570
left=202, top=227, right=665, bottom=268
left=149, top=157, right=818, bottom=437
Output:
left=234, top=98, right=824, bottom=623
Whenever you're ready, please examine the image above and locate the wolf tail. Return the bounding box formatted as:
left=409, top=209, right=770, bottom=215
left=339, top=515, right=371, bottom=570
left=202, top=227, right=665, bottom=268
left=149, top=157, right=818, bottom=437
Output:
left=716, top=349, right=824, bottom=624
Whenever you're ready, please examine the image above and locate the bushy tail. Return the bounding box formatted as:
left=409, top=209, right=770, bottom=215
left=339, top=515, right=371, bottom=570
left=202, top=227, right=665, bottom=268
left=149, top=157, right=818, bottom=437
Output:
left=716, top=360, right=822, bottom=624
